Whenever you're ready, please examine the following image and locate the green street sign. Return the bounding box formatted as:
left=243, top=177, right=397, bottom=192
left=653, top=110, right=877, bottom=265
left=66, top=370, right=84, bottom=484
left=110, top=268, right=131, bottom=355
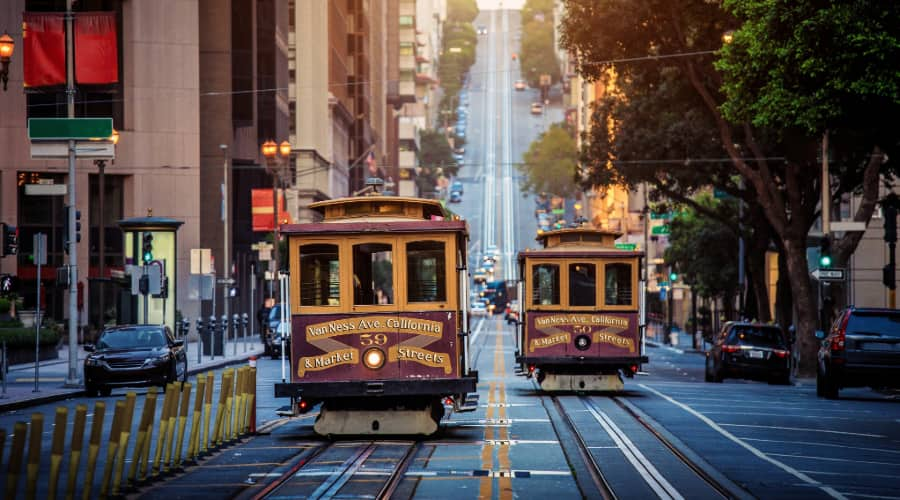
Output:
left=615, top=243, right=637, bottom=250
left=651, top=225, right=670, bottom=235
left=551, top=208, right=565, bottom=215
left=649, top=212, right=671, bottom=220
left=28, top=118, right=114, bottom=141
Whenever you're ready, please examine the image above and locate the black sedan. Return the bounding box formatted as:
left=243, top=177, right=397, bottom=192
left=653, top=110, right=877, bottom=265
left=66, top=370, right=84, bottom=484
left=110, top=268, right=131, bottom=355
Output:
left=705, top=322, right=791, bottom=385
left=84, top=324, right=188, bottom=396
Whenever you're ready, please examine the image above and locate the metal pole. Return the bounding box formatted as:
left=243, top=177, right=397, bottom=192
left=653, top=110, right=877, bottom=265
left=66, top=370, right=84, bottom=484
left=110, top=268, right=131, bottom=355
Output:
left=143, top=264, right=149, bottom=325
left=271, top=165, right=279, bottom=299
left=890, top=241, right=897, bottom=309
left=250, top=262, right=256, bottom=340
left=211, top=276, right=216, bottom=361
left=822, top=131, right=830, bottom=235
left=34, top=235, right=42, bottom=393
left=279, top=273, right=288, bottom=383
left=97, top=160, right=106, bottom=331
left=2, top=341, right=7, bottom=398
left=221, top=145, right=231, bottom=358
left=65, top=0, right=80, bottom=387
left=738, top=179, right=745, bottom=319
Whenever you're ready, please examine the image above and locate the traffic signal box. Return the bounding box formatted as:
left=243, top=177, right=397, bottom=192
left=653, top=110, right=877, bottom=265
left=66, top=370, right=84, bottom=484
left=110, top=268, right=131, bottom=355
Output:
left=142, top=232, right=154, bottom=264
left=819, top=237, right=832, bottom=268
left=1, top=223, right=18, bottom=257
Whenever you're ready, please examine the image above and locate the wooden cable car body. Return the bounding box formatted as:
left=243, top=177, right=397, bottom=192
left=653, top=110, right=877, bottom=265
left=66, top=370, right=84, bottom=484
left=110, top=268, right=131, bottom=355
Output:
left=274, top=196, right=478, bottom=436
left=516, top=228, right=648, bottom=391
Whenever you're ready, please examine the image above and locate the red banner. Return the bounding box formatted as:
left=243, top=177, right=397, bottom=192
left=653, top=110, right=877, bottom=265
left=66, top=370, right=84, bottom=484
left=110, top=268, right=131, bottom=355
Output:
left=75, top=12, right=118, bottom=84
left=22, top=12, right=66, bottom=87
left=252, top=189, right=293, bottom=232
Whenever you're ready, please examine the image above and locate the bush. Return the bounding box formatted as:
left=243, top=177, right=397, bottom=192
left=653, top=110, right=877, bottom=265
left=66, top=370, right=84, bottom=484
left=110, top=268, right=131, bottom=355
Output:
left=0, top=327, right=61, bottom=348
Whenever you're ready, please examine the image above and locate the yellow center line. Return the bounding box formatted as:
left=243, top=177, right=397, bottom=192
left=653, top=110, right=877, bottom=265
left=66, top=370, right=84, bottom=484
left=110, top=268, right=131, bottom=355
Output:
left=479, top=379, right=496, bottom=498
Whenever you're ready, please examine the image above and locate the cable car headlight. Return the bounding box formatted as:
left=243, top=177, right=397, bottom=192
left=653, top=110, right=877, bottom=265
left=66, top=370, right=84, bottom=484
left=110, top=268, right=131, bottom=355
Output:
left=575, top=335, right=591, bottom=351
left=363, top=347, right=386, bottom=370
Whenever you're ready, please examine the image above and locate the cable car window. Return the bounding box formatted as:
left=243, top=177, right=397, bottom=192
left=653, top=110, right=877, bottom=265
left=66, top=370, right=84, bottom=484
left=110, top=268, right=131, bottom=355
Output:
left=569, top=263, right=596, bottom=306
left=605, top=263, right=633, bottom=306
left=532, top=264, right=560, bottom=305
left=353, top=243, right=394, bottom=305
left=407, top=241, right=446, bottom=302
left=299, top=244, right=341, bottom=306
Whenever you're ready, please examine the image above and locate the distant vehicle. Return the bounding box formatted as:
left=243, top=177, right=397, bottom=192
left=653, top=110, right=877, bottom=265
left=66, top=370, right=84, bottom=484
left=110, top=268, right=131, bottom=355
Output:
left=454, top=146, right=465, bottom=155
left=451, top=180, right=464, bottom=194
left=453, top=153, right=464, bottom=164
left=473, top=269, right=488, bottom=285
left=511, top=53, right=517, bottom=61
left=471, top=300, right=488, bottom=317
left=705, top=323, right=791, bottom=385
left=84, top=325, right=188, bottom=396
left=514, top=79, right=527, bottom=91
left=530, top=102, right=544, bottom=115
left=483, top=280, right=510, bottom=315
left=266, top=304, right=291, bottom=359
left=456, top=129, right=466, bottom=139
left=817, top=307, right=900, bottom=399
left=449, top=191, right=462, bottom=203
left=505, top=300, right=520, bottom=325
left=477, top=25, right=487, bottom=35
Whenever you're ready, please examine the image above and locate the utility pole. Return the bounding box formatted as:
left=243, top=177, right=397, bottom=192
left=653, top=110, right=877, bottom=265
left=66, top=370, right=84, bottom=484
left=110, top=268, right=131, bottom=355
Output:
left=65, top=0, right=80, bottom=387
left=220, top=144, right=230, bottom=354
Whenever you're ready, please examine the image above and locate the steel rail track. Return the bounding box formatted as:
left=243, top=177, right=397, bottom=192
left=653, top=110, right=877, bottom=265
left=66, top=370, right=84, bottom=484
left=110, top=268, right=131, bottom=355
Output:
left=548, top=396, right=617, bottom=500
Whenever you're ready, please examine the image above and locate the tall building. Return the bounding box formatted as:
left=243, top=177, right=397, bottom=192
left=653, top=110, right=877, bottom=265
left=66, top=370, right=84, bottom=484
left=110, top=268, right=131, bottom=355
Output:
left=0, top=0, right=288, bottom=337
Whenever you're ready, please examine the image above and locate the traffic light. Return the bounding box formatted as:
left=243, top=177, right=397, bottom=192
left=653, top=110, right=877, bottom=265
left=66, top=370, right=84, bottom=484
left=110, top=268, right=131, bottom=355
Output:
left=819, top=237, right=832, bottom=268
left=883, top=264, right=896, bottom=290
left=884, top=205, right=897, bottom=243
left=1, top=223, right=18, bottom=257
left=74, top=210, right=82, bottom=244
left=62, top=207, right=82, bottom=254
left=669, top=271, right=678, bottom=282
left=142, top=232, right=154, bottom=264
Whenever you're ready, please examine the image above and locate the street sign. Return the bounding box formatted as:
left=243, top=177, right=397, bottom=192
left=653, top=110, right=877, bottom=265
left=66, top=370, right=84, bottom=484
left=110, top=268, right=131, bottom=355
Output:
left=217, top=278, right=236, bottom=285
left=811, top=268, right=845, bottom=281
left=551, top=208, right=565, bottom=215
left=830, top=221, right=867, bottom=232
left=615, top=243, right=637, bottom=250
left=652, top=225, right=671, bottom=235
left=251, top=242, right=273, bottom=251
left=24, top=184, right=67, bottom=196
left=28, top=118, right=114, bottom=141
left=30, top=142, right=115, bottom=159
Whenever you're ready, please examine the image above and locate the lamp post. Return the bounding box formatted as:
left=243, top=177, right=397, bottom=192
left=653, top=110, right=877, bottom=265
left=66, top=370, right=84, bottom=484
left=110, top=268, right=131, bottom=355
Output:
left=220, top=143, right=231, bottom=354
left=261, top=140, right=291, bottom=297
left=94, top=129, right=119, bottom=330
left=0, top=31, right=14, bottom=91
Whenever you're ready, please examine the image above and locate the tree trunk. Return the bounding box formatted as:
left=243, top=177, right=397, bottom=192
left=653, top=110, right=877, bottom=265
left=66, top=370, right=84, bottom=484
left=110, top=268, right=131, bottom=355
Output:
left=776, top=251, right=793, bottom=329
left=746, top=248, right=771, bottom=322
left=783, top=237, right=819, bottom=376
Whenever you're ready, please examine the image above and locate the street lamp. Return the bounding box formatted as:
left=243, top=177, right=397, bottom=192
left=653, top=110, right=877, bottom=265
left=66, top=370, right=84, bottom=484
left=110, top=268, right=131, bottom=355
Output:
left=93, top=129, right=119, bottom=329
left=0, top=31, right=15, bottom=91
left=261, top=139, right=291, bottom=296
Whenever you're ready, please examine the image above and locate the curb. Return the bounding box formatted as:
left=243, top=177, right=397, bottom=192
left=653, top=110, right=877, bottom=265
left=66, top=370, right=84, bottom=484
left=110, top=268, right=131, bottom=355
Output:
left=0, top=351, right=262, bottom=413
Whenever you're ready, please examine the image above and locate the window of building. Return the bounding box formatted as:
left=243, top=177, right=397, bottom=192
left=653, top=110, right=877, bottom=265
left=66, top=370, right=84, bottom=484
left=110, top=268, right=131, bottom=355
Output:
left=353, top=242, right=393, bottom=305
left=400, top=42, right=415, bottom=56
left=532, top=264, right=560, bottom=306
left=605, top=263, right=633, bottom=306
left=399, top=15, right=414, bottom=27
left=569, top=263, right=596, bottom=307
left=300, top=244, right=341, bottom=306
left=407, top=241, right=446, bottom=302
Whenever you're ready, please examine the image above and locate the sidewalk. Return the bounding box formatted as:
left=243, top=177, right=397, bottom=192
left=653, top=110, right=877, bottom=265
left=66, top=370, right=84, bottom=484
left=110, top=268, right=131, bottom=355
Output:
left=0, top=336, right=265, bottom=412
left=645, top=324, right=708, bottom=354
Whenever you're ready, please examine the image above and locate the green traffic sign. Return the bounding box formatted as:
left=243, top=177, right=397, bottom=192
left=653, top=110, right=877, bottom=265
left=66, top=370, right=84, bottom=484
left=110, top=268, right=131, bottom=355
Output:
left=551, top=208, right=565, bottom=215
left=651, top=225, right=670, bottom=235
left=649, top=212, right=671, bottom=220
left=615, top=243, right=637, bottom=250
left=28, top=118, right=114, bottom=141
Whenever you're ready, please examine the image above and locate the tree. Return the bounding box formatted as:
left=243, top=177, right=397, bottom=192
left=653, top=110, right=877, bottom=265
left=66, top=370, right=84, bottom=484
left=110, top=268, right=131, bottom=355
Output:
left=417, top=129, right=458, bottom=195
left=447, top=0, right=479, bottom=23
left=518, top=123, right=580, bottom=198
left=522, top=0, right=554, bottom=22
left=561, top=0, right=900, bottom=376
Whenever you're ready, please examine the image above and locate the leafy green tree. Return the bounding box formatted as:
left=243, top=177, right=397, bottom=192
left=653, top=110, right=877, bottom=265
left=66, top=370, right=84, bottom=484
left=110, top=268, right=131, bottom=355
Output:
left=560, top=0, right=900, bottom=375
left=518, top=123, right=580, bottom=198
left=447, top=0, right=479, bottom=23
left=520, top=19, right=561, bottom=88
left=439, top=22, right=477, bottom=113
left=416, top=129, right=459, bottom=195
left=522, top=0, right=554, bottom=22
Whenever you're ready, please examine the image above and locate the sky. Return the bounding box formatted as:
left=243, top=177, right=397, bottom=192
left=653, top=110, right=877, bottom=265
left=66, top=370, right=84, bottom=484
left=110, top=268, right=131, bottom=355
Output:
left=476, top=0, right=526, bottom=10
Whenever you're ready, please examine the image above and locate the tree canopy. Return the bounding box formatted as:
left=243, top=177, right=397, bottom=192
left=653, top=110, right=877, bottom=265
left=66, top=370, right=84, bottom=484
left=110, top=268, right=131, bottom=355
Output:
left=447, top=0, right=479, bottom=23
left=517, top=123, right=580, bottom=198
left=519, top=0, right=560, bottom=87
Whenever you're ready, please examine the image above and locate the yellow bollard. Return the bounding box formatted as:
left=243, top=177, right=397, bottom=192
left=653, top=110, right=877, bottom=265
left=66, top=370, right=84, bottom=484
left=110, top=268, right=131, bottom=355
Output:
left=5, top=421, right=28, bottom=500
left=112, top=392, right=137, bottom=496
left=25, top=412, right=44, bottom=500
left=222, top=369, right=234, bottom=443
left=202, top=371, right=215, bottom=453
left=248, top=367, right=257, bottom=434
left=81, top=402, right=106, bottom=500
left=129, top=388, right=158, bottom=485
left=173, top=382, right=193, bottom=467
left=140, top=389, right=159, bottom=482
left=48, top=407, right=69, bottom=500
left=238, top=367, right=248, bottom=436
left=66, top=404, right=88, bottom=500
left=163, top=384, right=181, bottom=471
left=232, top=368, right=243, bottom=439
left=211, top=369, right=229, bottom=446
left=99, top=400, right=125, bottom=499
left=152, top=383, right=176, bottom=476
left=187, top=374, right=206, bottom=461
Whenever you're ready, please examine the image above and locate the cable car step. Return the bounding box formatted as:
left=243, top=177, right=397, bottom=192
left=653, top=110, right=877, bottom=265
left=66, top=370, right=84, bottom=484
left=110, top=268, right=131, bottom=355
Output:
left=456, top=393, right=480, bottom=412
left=275, top=405, right=296, bottom=417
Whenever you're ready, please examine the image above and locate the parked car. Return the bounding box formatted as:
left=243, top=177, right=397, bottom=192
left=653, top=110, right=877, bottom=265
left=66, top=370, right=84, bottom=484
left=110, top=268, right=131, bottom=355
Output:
left=473, top=268, right=488, bottom=285
left=705, top=322, right=791, bottom=385
left=451, top=180, right=464, bottom=195
left=84, top=325, right=188, bottom=396
left=817, top=307, right=900, bottom=399
left=514, top=79, right=527, bottom=91
left=477, top=25, right=487, bottom=35
left=470, top=300, right=488, bottom=317
left=265, top=303, right=291, bottom=359
left=449, top=191, right=462, bottom=203
left=530, top=102, right=544, bottom=115
left=454, top=146, right=465, bottom=155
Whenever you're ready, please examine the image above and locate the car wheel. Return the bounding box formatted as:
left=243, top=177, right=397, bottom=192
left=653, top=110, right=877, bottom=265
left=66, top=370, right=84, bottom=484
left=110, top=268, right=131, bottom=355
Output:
left=181, top=360, right=188, bottom=383
left=704, top=359, right=714, bottom=383
left=821, top=368, right=839, bottom=399
left=816, top=369, right=826, bottom=396
left=99, top=385, right=112, bottom=397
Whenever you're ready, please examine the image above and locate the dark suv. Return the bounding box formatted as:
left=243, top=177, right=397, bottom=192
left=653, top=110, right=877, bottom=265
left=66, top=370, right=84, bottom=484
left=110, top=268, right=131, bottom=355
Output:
left=817, top=307, right=900, bottom=399
left=705, top=322, right=791, bottom=385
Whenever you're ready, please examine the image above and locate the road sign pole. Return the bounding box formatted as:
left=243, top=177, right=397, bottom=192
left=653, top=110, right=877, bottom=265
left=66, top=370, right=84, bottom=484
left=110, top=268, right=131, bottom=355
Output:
left=34, top=234, right=42, bottom=393
left=65, top=0, right=80, bottom=387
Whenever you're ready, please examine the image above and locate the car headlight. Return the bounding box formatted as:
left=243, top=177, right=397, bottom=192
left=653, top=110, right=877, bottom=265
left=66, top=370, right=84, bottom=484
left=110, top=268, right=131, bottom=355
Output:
left=85, top=356, right=101, bottom=367
left=146, top=353, right=172, bottom=366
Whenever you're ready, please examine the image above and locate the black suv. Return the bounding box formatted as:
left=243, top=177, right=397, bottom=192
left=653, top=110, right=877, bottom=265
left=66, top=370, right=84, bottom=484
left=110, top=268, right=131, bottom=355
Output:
left=705, top=322, right=791, bottom=385
left=817, top=307, right=900, bottom=399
